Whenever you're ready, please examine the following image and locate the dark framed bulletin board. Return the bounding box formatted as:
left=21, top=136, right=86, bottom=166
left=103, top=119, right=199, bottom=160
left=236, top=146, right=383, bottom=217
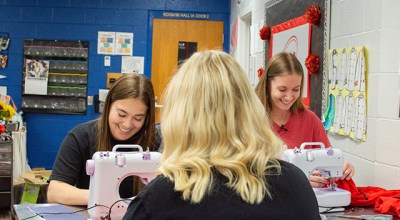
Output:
left=264, top=0, right=330, bottom=117
left=21, top=39, right=89, bottom=114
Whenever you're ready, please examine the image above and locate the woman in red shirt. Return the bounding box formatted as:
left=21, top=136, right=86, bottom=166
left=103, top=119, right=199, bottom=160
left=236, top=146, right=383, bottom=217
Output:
left=255, top=52, right=355, bottom=187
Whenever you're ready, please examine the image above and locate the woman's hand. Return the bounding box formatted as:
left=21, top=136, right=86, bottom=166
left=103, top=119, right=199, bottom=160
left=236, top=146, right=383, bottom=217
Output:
left=341, top=162, right=355, bottom=180
left=309, top=170, right=329, bottom=188
left=308, top=163, right=355, bottom=188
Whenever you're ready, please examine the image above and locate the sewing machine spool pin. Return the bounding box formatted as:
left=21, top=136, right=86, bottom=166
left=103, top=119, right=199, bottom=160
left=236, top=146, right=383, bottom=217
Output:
left=115, top=153, right=126, bottom=167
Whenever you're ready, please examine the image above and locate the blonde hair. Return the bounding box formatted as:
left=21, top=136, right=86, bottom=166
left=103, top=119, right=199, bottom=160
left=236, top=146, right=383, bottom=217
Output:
left=160, top=50, right=283, bottom=204
left=255, top=52, right=305, bottom=114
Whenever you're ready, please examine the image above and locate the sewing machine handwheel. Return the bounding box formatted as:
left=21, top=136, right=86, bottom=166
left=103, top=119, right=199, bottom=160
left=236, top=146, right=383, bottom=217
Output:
left=299, top=142, right=325, bottom=150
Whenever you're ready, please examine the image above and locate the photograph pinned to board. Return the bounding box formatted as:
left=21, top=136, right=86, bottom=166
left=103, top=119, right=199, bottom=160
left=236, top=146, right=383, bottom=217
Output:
left=323, top=46, right=367, bottom=142
left=0, top=54, right=7, bottom=68
left=121, top=56, right=144, bottom=74
left=0, top=37, right=10, bottom=50
left=0, top=33, right=10, bottom=68
left=24, top=59, right=49, bottom=95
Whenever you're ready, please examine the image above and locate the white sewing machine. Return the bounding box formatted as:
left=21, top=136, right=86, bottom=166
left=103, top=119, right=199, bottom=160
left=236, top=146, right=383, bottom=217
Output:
left=282, top=142, right=351, bottom=213
left=86, top=144, right=161, bottom=220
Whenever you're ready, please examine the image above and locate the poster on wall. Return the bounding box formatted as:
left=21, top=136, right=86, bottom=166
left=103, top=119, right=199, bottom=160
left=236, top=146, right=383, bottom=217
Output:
left=270, top=16, right=311, bottom=105
left=97, top=31, right=116, bottom=55
left=115, top=32, right=133, bottom=56
left=323, top=46, right=367, bottom=142
left=178, top=42, right=197, bottom=65
left=121, top=56, right=144, bottom=74
left=24, top=59, right=49, bottom=95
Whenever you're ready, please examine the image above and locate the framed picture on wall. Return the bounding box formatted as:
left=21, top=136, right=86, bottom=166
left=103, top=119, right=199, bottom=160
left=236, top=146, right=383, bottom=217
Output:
left=264, top=0, right=330, bottom=117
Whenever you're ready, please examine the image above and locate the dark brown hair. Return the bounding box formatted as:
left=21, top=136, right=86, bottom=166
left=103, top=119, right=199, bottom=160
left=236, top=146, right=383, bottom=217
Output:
left=96, top=73, right=156, bottom=151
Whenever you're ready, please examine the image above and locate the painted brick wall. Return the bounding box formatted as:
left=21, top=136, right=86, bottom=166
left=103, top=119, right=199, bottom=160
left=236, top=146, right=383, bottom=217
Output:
left=328, top=0, right=400, bottom=189
left=0, top=0, right=230, bottom=169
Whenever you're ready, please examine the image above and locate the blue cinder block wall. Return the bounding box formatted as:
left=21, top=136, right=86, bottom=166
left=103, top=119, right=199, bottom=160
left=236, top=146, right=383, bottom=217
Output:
left=0, top=0, right=230, bottom=169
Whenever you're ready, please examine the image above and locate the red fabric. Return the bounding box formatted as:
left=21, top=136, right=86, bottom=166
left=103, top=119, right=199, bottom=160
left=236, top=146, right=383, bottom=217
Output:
left=305, top=5, right=321, bottom=24
left=336, top=179, right=400, bottom=217
left=305, top=54, right=320, bottom=74
left=375, top=197, right=400, bottom=217
left=270, top=15, right=307, bottom=35
left=259, top=26, right=271, bottom=40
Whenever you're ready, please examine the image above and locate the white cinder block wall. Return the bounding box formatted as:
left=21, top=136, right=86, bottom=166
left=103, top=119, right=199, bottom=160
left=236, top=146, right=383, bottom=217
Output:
left=231, top=0, right=400, bottom=189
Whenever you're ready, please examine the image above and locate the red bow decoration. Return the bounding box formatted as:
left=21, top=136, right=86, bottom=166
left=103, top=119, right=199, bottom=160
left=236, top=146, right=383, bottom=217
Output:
left=305, top=5, right=321, bottom=24
left=305, top=54, right=320, bottom=74
left=257, top=67, right=264, bottom=79
left=0, top=124, right=5, bottom=134
left=259, top=26, right=271, bottom=40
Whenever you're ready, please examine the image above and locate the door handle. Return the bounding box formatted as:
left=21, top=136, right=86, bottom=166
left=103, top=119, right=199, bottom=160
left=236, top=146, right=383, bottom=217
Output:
left=155, top=103, right=163, bottom=108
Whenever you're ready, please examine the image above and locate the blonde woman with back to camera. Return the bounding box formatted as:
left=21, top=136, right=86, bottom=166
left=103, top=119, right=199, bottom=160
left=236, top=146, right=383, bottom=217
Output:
left=123, top=50, right=320, bottom=220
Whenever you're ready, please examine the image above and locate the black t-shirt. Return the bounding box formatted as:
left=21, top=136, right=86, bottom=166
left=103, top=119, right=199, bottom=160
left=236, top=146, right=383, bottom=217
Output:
left=122, top=160, right=320, bottom=220
left=49, top=120, right=162, bottom=197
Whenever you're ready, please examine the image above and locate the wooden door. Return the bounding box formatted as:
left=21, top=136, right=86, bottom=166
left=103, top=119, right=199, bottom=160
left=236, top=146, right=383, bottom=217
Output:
left=151, top=18, right=224, bottom=121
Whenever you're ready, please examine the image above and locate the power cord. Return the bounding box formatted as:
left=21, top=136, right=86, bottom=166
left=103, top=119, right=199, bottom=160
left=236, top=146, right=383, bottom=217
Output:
left=319, top=206, right=336, bottom=213
left=319, top=205, right=345, bottom=214
left=104, top=198, right=133, bottom=220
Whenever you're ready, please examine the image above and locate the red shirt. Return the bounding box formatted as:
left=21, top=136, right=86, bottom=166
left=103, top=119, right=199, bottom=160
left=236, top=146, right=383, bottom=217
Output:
left=272, top=109, right=331, bottom=149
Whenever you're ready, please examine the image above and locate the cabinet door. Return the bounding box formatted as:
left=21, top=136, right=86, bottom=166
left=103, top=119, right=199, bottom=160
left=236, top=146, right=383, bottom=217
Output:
left=0, top=192, right=11, bottom=207
left=0, top=177, right=11, bottom=191
left=0, top=142, right=11, bottom=179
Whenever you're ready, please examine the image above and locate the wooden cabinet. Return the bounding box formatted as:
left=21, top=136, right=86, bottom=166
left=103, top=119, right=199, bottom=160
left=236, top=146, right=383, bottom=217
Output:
left=0, top=138, right=12, bottom=209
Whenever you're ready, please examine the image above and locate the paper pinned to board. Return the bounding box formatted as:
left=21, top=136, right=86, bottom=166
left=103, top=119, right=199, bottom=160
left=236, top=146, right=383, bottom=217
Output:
left=0, top=86, right=6, bottom=95
left=99, top=89, right=109, bottom=102
left=121, top=56, right=144, bottom=74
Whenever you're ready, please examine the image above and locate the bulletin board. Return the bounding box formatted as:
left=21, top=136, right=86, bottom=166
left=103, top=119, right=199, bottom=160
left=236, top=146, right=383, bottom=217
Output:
left=324, top=46, right=367, bottom=142
left=264, top=0, right=330, bottom=117
left=21, top=39, right=88, bottom=114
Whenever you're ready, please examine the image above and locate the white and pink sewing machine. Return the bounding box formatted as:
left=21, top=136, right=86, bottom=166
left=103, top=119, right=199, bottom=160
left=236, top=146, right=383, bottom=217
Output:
left=283, top=142, right=351, bottom=213
left=86, top=144, right=161, bottom=220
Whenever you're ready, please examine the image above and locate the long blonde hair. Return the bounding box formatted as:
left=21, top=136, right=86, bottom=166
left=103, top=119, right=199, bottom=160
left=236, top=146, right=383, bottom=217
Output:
left=160, top=50, right=283, bottom=204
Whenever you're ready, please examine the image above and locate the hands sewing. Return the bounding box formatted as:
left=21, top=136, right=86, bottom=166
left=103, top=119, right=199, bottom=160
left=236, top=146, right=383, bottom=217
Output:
left=309, top=162, right=355, bottom=188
